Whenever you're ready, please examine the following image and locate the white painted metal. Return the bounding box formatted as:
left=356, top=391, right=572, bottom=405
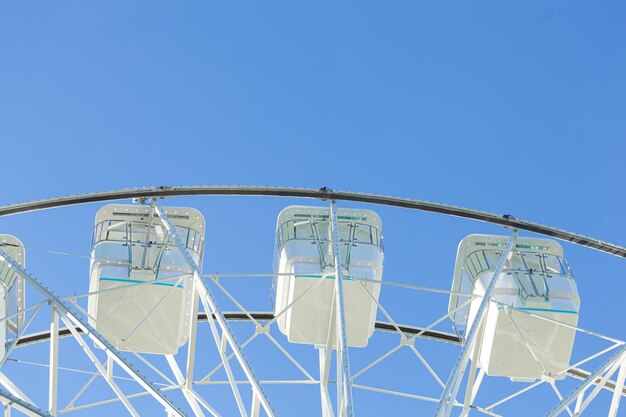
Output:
left=436, top=231, right=518, bottom=417
left=546, top=344, right=626, bottom=416
left=185, top=280, right=200, bottom=392
left=460, top=320, right=485, bottom=417
left=0, top=372, right=42, bottom=417
left=274, top=205, right=383, bottom=347
left=250, top=392, right=260, bottom=417
left=165, top=355, right=209, bottom=417
left=330, top=201, right=355, bottom=417
left=60, top=317, right=141, bottom=417
left=151, top=200, right=276, bottom=417
left=0, top=192, right=621, bottom=416
left=219, top=331, right=248, bottom=417
left=319, top=348, right=335, bottom=417
left=0, top=236, right=25, bottom=367
left=0, top=387, right=51, bottom=417
left=48, top=307, right=59, bottom=416
left=608, top=360, right=626, bottom=417
left=0, top=246, right=189, bottom=417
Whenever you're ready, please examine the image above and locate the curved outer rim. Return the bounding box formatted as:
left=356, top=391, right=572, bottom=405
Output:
left=0, top=186, right=623, bottom=398
left=0, top=185, right=623, bottom=257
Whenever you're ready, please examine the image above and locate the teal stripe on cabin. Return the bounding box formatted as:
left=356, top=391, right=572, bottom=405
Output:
left=497, top=306, right=578, bottom=315
left=100, top=277, right=184, bottom=289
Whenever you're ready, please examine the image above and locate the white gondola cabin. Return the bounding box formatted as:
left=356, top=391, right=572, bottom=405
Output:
left=449, top=234, right=580, bottom=380
left=0, top=235, right=25, bottom=365
left=274, top=206, right=384, bottom=347
left=88, top=205, right=205, bottom=355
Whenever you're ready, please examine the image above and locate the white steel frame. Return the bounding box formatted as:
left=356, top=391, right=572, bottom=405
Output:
left=0, top=188, right=621, bottom=417
left=151, top=200, right=276, bottom=417
left=435, top=230, right=518, bottom=417
left=0, top=246, right=190, bottom=417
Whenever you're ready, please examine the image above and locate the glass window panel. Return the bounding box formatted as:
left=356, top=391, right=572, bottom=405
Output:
left=523, top=253, right=542, bottom=272
left=509, top=253, right=525, bottom=271
left=353, top=224, right=371, bottom=244
left=93, top=242, right=129, bottom=263
left=544, top=255, right=566, bottom=275
left=484, top=251, right=501, bottom=269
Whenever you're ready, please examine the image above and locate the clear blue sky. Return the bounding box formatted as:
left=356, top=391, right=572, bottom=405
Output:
left=0, top=1, right=624, bottom=416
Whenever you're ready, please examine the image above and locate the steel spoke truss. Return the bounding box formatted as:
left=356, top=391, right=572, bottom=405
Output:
left=0, top=247, right=190, bottom=417
left=0, top=187, right=623, bottom=417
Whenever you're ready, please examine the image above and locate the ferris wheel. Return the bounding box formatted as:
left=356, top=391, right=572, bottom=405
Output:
left=0, top=186, right=623, bottom=417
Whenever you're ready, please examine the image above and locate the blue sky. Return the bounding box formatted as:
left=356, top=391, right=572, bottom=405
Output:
left=0, top=1, right=625, bottom=416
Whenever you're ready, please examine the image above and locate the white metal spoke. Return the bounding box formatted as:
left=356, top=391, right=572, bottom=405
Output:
left=66, top=370, right=99, bottom=410
left=330, top=201, right=354, bottom=417
left=186, top=280, right=200, bottom=392
left=66, top=298, right=179, bottom=387
left=0, top=247, right=189, bottom=417
left=574, top=389, right=585, bottom=414
left=59, top=315, right=140, bottom=417
left=546, top=345, right=626, bottom=416
left=0, top=372, right=38, bottom=409
left=0, top=301, right=46, bottom=327
left=0, top=188, right=621, bottom=417
left=195, top=380, right=318, bottom=386
left=165, top=355, right=214, bottom=417
left=250, top=391, right=260, bottom=417
left=351, top=344, right=402, bottom=381
left=4, top=304, right=42, bottom=361
left=484, top=379, right=544, bottom=411
left=218, top=331, right=248, bottom=417
left=58, top=386, right=180, bottom=414
left=187, top=389, right=225, bottom=417
left=0, top=387, right=51, bottom=417
left=566, top=343, right=624, bottom=377
left=349, top=275, right=477, bottom=298
left=319, top=348, right=335, bottom=417
left=152, top=201, right=276, bottom=417
left=436, top=230, right=518, bottom=417
left=264, top=332, right=315, bottom=381
left=608, top=360, right=626, bottom=417
left=460, top=320, right=484, bottom=417
left=48, top=307, right=59, bottom=416
left=211, top=273, right=315, bottom=381
left=201, top=333, right=258, bottom=382
left=408, top=345, right=446, bottom=388
left=578, top=360, right=623, bottom=415
left=549, top=382, right=573, bottom=417
left=409, top=297, right=474, bottom=342
left=356, top=280, right=405, bottom=337
left=6, top=357, right=170, bottom=386
left=352, top=384, right=441, bottom=403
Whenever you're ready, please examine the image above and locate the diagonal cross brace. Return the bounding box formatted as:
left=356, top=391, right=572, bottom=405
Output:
left=546, top=344, right=626, bottom=417
left=0, top=386, right=53, bottom=417
left=0, top=247, right=189, bottom=417
left=152, top=200, right=277, bottom=417
left=435, top=230, right=518, bottom=417
left=330, top=201, right=355, bottom=417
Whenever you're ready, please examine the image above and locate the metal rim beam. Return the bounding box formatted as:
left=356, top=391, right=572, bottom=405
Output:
left=0, top=185, right=622, bottom=258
